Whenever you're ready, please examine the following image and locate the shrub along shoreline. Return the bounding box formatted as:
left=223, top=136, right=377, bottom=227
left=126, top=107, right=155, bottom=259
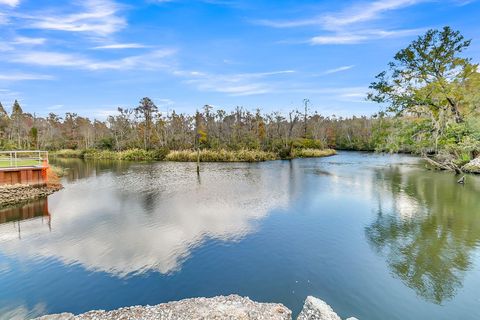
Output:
left=51, top=148, right=336, bottom=162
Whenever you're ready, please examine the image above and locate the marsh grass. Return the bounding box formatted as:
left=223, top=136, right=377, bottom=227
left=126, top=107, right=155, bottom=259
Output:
left=291, top=148, right=336, bottom=158
left=51, top=148, right=336, bottom=162
left=165, top=149, right=278, bottom=162
left=52, top=148, right=169, bottom=161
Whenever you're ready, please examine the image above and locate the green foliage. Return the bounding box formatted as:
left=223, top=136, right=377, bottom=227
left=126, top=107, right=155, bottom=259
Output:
left=292, top=138, right=324, bottom=149
left=277, top=146, right=292, bottom=160
left=151, top=147, right=170, bottom=161
left=368, top=27, right=480, bottom=167
left=368, top=26, right=476, bottom=125
left=441, top=122, right=480, bottom=164
left=97, top=137, right=114, bottom=150
left=53, top=147, right=170, bottom=161
left=291, top=148, right=336, bottom=158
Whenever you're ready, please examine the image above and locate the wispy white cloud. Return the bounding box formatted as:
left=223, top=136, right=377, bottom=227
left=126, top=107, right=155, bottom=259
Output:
left=322, top=0, right=426, bottom=29
left=310, top=28, right=423, bottom=45
left=0, top=0, right=20, bottom=7
left=92, top=43, right=149, bottom=50
left=0, top=73, right=53, bottom=81
left=323, top=65, right=355, bottom=74
left=8, top=49, right=176, bottom=71
left=0, top=36, right=46, bottom=53
left=256, top=0, right=429, bottom=45
left=256, top=0, right=427, bottom=30
left=10, top=51, right=89, bottom=68
left=88, top=49, right=176, bottom=70
left=180, top=70, right=295, bottom=96
left=12, top=36, right=46, bottom=45
left=22, top=0, right=126, bottom=36
left=310, top=34, right=367, bottom=45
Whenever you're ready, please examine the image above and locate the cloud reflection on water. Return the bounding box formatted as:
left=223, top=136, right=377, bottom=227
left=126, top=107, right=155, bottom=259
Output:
left=0, top=162, right=297, bottom=276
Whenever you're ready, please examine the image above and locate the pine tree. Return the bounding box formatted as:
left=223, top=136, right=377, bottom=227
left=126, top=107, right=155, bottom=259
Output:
left=11, top=100, right=23, bottom=117
left=11, top=100, right=24, bottom=148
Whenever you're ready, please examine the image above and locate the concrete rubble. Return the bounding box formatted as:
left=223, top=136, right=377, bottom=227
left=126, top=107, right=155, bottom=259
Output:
left=0, top=183, right=62, bottom=207
left=35, top=295, right=359, bottom=320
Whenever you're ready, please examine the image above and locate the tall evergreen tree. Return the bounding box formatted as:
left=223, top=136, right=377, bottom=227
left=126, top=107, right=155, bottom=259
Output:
left=135, top=97, right=158, bottom=150
left=11, top=100, right=23, bottom=117
left=11, top=100, right=24, bottom=148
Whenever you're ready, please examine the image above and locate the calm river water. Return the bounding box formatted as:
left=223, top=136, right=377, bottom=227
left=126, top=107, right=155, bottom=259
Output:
left=0, top=152, right=479, bottom=319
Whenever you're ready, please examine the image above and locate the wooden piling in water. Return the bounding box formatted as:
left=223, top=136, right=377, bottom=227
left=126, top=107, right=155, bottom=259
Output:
left=196, top=148, right=200, bottom=174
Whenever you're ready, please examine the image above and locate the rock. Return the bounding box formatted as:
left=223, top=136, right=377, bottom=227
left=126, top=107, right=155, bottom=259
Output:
left=0, top=183, right=62, bottom=207
left=34, top=295, right=292, bottom=320
left=34, top=295, right=360, bottom=320
left=462, top=157, right=480, bottom=174
left=297, top=296, right=341, bottom=320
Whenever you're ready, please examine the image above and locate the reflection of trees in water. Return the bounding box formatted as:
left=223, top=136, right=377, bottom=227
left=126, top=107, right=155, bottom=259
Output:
left=50, top=158, right=132, bottom=182
left=366, top=167, right=480, bottom=304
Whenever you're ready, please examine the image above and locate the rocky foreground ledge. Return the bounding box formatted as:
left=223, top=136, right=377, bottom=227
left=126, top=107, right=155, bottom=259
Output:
left=35, top=295, right=358, bottom=320
left=0, top=183, right=62, bottom=207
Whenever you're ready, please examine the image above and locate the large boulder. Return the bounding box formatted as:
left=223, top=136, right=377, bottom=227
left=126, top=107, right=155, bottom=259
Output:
left=35, top=295, right=292, bottom=320
left=35, top=295, right=359, bottom=320
left=462, top=157, right=480, bottom=173
left=296, top=296, right=358, bottom=320
left=297, top=296, right=341, bottom=320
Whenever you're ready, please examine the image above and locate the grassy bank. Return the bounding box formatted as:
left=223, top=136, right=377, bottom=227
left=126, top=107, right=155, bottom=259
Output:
left=51, top=148, right=336, bottom=162
left=165, top=149, right=277, bottom=162
left=291, top=148, right=337, bottom=158
left=52, top=148, right=168, bottom=161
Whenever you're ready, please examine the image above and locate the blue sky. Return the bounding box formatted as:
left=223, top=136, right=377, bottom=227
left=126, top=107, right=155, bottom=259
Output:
left=0, top=0, right=479, bottom=119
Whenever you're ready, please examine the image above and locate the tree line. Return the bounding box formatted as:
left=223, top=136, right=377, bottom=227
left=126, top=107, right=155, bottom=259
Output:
left=0, top=98, right=374, bottom=154
left=0, top=26, right=478, bottom=166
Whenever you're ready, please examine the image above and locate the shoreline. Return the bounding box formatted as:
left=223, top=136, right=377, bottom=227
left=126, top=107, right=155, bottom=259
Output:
left=51, top=148, right=337, bottom=162
left=35, top=295, right=358, bottom=320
